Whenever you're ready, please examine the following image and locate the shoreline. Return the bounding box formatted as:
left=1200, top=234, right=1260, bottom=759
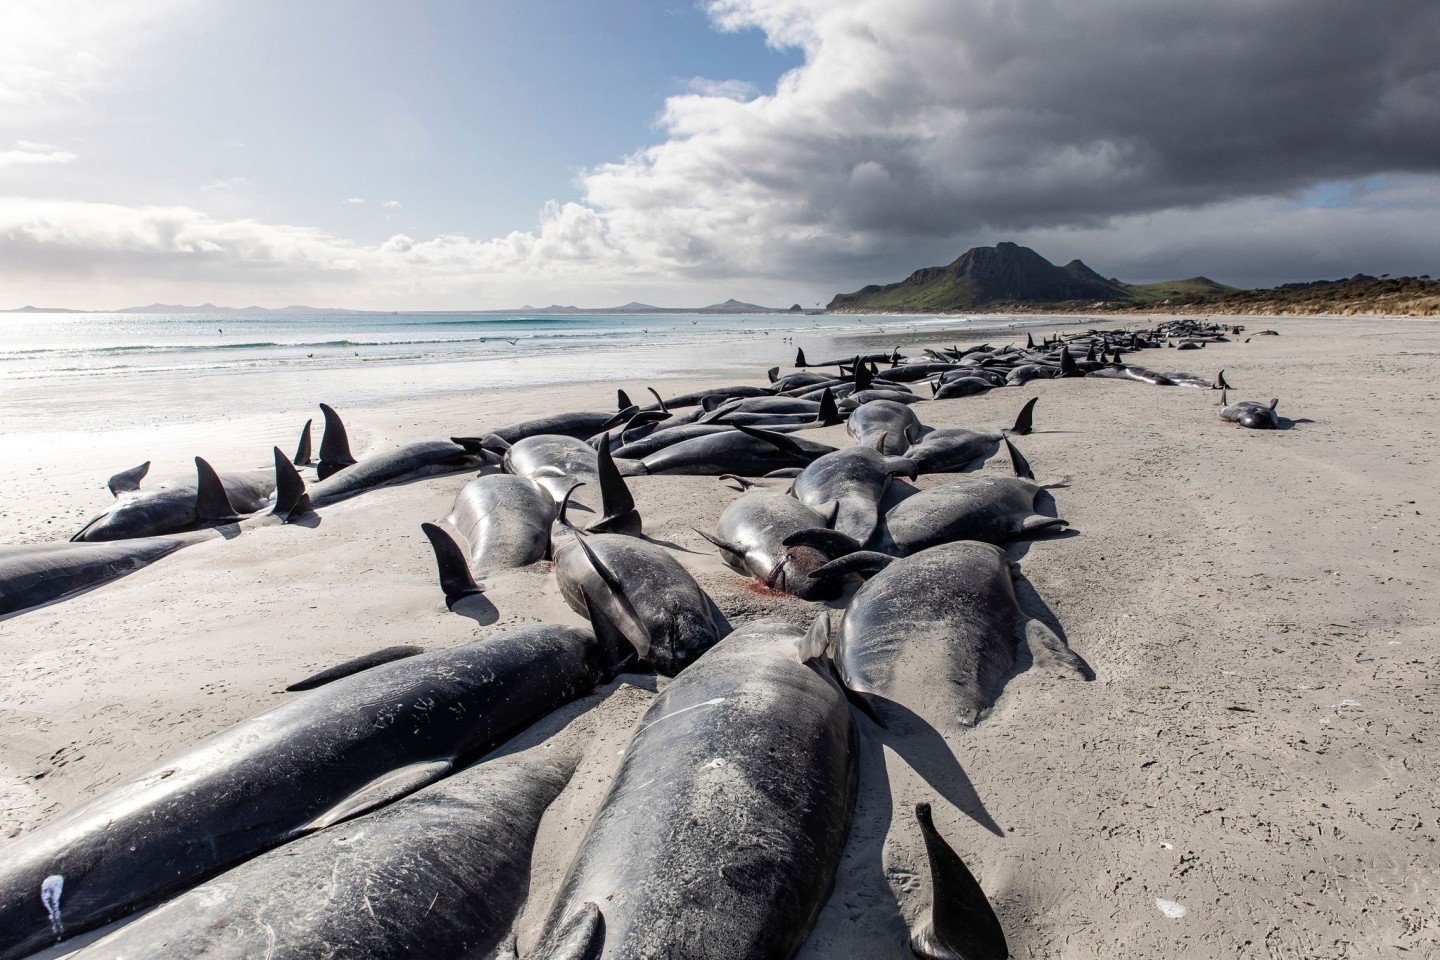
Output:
left=2, top=313, right=1436, bottom=957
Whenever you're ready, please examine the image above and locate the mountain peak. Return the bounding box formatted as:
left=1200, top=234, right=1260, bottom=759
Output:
left=828, top=242, right=1129, bottom=312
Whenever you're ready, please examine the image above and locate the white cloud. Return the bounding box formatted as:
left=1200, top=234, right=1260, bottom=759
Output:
left=0, top=140, right=78, bottom=168
left=200, top=176, right=251, bottom=192
left=0, top=0, right=192, bottom=105
left=2, top=0, right=1438, bottom=307
left=344, top=197, right=365, bottom=205
left=686, top=77, right=758, bottom=101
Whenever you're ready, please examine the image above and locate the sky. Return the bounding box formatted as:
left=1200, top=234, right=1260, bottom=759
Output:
left=1, top=0, right=1437, bottom=310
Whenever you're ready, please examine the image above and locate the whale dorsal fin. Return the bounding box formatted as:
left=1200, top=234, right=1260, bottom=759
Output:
left=421, top=522, right=484, bottom=606
left=272, top=446, right=312, bottom=521
left=1269, top=398, right=1280, bottom=410
left=317, top=403, right=357, bottom=480
left=1009, top=397, right=1038, bottom=436
left=816, top=387, right=839, bottom=425
left=910, top=802, right=1008, bottom=960
left=646, top=386, right=669, bottom=414
left=194, top=457, right=240, bottom=523
left=108, top=461, right=150, bottom=496
left=767, top=366, right=780, bottom=383
left=587, top=435, right=641, bottom=535
left=616, top=389, right=632, bottom=411
left=795, top=347, right=808, bottom=367
left=292, top=418, right=313, bottom=466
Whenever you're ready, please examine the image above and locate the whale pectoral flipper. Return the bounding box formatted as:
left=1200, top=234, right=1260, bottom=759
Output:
left=1016, top=514, right=1068, bottom=538
left=284, top=645, right=425, bottom=691
left=107, top=461, right=150, bottom=496
left=1016, top=617, right=1087, bottom=679
left=1002, top=435, right=1034, bottom=480
left=301, top=759, right=454, bottom=833
left=910, top=802, right=1009, bottom=960
left=530, top=902, right=605, bottom=960
left=782, top=528, right=861, bottom=558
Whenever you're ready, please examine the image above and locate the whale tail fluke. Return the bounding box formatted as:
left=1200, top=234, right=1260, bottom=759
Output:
left=420, top=522, right=484, bottom=607
left=194, top=457, right=241, bottom=523
left=810, top=550, right=895, bottom=581
left=317, top=403, right=357, bottom=480
left=272, top=447, right=312, bottom=521
left=910, top=802, right=1009, bottom=960
left=292, top=418, right=314, bottom=466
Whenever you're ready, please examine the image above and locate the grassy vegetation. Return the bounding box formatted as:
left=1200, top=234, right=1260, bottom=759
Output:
left=1122, top=277, right=1240, bottom=303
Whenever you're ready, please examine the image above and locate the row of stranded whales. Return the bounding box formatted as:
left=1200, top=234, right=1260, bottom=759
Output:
left=4, top=318, right=1304, bottom=958
left=65, top=747, right=576, bottom=960
left=0, top=625, right=614, bottom=960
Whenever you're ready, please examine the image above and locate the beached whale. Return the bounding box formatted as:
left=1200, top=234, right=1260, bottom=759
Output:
left=847, top=399, right=922, bottom=455
left=0, top=625, right=608, bottom=960
left=500, top=433, right=642, bottom=533
left=305, top=404, right=485, bottom=507
left=1219, top=391, right=1282, bottom=429
left=0, top=536, right=190, bottom=618
left=640, top=424, right=837, bottom=476
left=818, top=541, right=1085, bottom=734
left=791, top=443, right=918, bottom=544
left=425, top=473, right=558, bottom=576
left=531, top=619, right=855, bottom=960
left=71, top=457, right=274, bottom=542
left=554, top=531, right=724, bottom=675
left=67, top=747, right=575, bottom=960
left=874, top=438, right=1066, bottom=553
left=700, top=481, right=854, bottom=600
left=904, top=398, right=1037, bottom=474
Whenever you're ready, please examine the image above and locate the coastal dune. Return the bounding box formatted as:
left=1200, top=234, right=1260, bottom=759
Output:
left=1, top=314, right=1436, bottom=957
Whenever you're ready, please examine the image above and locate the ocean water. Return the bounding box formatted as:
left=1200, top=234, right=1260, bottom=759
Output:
left=0, top=310, right=1067, bottom=436
left=0, top=310, right=1035, bottom=380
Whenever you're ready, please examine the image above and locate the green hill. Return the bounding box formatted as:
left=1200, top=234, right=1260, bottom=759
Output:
left=827, top=242, right=1132, bottom=312
left=1123, top=277, right=1241, bottom=302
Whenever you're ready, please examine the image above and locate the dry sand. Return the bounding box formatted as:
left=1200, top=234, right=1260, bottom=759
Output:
left=1, top=314, right=1436, bottom=958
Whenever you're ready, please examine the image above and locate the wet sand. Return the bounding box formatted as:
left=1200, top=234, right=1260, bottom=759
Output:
left=2, top=314, right=1436, bottom=958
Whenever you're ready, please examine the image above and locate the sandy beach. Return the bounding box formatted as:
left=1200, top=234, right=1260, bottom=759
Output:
left=2, top=313, right=1436, bottom=958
